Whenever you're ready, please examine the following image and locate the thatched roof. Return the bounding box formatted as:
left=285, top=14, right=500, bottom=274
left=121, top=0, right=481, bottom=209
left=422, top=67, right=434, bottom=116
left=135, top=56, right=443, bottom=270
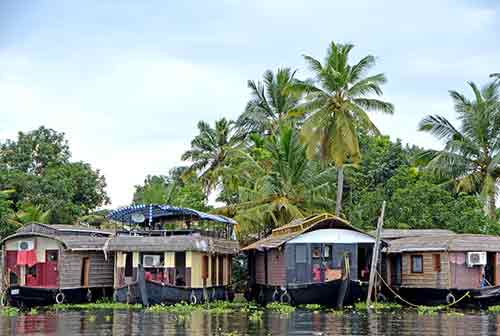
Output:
left=107, top=235, right=239, bottom=254
left=242, top=213, right=373, bottom=251
left=373, top=229, right=455, bottom=240
left=386, top=234, right=500, bottom=253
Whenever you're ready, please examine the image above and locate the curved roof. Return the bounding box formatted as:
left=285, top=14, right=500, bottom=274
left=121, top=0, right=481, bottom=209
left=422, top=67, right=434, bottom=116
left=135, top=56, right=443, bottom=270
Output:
left=242, top=213, right=375, bottom=251
left=1, top=232, right=109, bottom=251
left=288, top=229, right=375, bottom=244
left=107, top=204, right=237, bottom=225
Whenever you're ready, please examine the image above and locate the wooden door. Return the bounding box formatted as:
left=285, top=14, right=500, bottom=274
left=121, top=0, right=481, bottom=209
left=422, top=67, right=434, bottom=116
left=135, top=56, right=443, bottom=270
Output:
left=81, top=257, right=90, bottom=287
left=44, top=250, right=59, bottom=287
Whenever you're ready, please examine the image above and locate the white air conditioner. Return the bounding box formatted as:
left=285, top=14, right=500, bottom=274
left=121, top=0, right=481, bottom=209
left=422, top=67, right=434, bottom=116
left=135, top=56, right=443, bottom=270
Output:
left=467, top=252, right=487, bottom=267
left=18, top=240, right=34, bottom=251
left=143, top=255, right=162, bottom=268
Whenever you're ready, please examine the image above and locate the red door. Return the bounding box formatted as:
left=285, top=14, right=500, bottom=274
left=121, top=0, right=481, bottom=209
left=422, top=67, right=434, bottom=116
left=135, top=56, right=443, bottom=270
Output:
left=43, top=250, right=59, bottom=287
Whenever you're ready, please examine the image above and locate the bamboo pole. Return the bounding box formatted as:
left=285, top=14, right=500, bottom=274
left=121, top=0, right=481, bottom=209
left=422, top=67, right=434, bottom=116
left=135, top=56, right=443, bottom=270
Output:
left=366, top=201, right=386, bottom=307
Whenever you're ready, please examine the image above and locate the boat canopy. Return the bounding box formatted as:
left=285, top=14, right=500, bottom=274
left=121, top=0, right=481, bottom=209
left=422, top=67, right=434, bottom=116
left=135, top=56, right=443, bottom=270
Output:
left=287, top=228, right=375, bottom=244
left=107, top=204, right=237, bottom=226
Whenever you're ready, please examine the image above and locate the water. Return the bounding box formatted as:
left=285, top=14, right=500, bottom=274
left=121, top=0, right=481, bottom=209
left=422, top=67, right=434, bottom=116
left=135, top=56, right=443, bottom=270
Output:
left=0, top=309, right=499, bottom=336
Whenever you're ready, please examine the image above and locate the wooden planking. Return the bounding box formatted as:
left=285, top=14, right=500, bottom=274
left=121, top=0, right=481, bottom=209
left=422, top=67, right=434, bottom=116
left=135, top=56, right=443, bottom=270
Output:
left=266, top=249, right=286, bottom=286
left=60, top=250, right=113, bottom=288
left=400, top=252, right=449, bottom=288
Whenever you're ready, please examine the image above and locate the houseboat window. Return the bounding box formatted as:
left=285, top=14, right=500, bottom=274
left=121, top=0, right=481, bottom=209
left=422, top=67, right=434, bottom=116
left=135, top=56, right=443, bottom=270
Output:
left=312, top=246, right=322, bottom=282
left=175, top=252, right=186, bottom=286
left=411, top=255, right=423, bottom=273
left=433, top=254, right=441, bottom=272
left=47, top=250, right=58, bottom=262
left=124, top=252, right=133, bottom=277
left=323, top=245, right=331, bottom=258
left=27, top=265, right=37, bottom=278
left=295, top=245, right=307, bottom=263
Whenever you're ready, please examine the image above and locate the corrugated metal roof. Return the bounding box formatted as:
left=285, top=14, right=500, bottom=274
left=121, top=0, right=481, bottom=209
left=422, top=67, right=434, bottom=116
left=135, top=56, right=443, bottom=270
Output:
left=386, top=234, right=500, bottom=253
left=1, top=232, right=109, bottom=251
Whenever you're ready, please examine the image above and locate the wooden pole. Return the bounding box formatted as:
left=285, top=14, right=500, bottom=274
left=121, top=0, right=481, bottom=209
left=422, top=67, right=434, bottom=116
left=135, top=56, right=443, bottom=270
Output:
left=366, top=201, right=386, bottom=307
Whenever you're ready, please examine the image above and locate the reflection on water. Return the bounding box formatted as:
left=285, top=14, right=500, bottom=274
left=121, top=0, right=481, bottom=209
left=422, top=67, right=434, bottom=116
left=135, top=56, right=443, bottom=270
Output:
left=0, top=309, right=499, bottom=336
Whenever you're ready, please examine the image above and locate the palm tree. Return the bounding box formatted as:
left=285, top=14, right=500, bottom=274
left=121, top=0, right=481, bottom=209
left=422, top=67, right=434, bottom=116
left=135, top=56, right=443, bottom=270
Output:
left=418, top=80, right=500, bottom=220
left=291, top=41, right=394, bottom=216
left=225, top=126, right=335, bottom=236
left=236, top=68, right=301, bottom=138
left=133, top=175, right=177, bottom=204
left=491, top=73, right=500, bottom=79
left=181, top=118, right=237, bottom=192
left=14, top=204, right=51, bottom=224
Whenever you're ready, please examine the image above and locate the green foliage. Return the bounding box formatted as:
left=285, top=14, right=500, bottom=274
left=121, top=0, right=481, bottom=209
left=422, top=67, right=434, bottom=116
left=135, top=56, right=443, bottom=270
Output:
left=417, top=80, right=500, bottom=219
left=133, top=168, right=209, bottom=211
left=416, top=305, right=444, bottom=315
left=51, top=301, right=142, bottom=310
left=302, top=303, right=323, bottom=312
left=265, top=302, right=295, bottom=314
left=235, top=67, right=301, bottom=138
left=0, top=126, right=109, bottom=232
left=0, top=307, right=19, bottom=316
left=488, top=305, right=500, bottom=312
left=353, top=302, right=402, bottom=311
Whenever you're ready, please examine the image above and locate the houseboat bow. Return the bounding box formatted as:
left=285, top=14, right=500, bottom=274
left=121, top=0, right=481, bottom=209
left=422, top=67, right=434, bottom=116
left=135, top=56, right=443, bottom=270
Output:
left=242, top=214, right=378, bottom=307
left=106, top=204, right=239, bottom=306
left=382, top=232, right=500, bottom=307
left=1, top=223, right=114, bottom=307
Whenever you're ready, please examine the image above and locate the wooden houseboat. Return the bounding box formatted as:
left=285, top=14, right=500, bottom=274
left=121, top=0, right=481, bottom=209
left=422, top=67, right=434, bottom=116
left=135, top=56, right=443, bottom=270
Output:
left=383, top=233, right=500, bottom=307
left=106, top=204, right=239, bottom=306
left=242, top=214, right=377, bottom=307
left=1, top=223, right=114, bottom=307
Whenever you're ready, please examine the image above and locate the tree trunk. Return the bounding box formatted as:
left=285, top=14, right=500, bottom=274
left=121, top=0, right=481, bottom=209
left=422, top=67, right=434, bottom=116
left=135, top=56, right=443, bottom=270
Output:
left=335, top=166, right=344, bottom=217
left=488, top=186, right=497, bottom=220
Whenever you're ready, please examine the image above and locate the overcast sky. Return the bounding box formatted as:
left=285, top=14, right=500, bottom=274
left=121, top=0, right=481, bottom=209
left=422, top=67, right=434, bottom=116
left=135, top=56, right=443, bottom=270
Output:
left=1, top=0, right=499, bottom=208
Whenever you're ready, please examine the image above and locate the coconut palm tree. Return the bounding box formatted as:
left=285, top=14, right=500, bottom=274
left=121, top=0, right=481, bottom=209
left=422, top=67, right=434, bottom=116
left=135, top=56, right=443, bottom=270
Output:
left=235, top=68, right=301, bottom=138
left=418, top=80, right=500, bottom=220
left=181, top=118, right=237, bottom=192
left=14, top=204, right=51, bottom=224
left=291, top=41, right=394, bottom=216
left=224, top=126, right=335, bottom=236
left=491, top=73, right=500, bottom=79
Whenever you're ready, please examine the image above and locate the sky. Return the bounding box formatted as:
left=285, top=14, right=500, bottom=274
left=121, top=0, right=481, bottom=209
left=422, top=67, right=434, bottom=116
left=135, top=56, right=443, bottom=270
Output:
left=1, top=0, right=499, bottom=208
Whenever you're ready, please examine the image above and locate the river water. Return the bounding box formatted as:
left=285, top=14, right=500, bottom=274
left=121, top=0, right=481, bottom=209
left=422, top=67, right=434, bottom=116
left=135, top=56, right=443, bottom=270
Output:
left=0, top=309, right=498, bottom=336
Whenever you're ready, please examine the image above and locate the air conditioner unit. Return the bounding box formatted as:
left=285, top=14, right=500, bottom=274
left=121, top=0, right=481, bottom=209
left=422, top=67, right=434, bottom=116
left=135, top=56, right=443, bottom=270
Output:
left=18, top=240, right=34, bottom=251
left=467, top=252, right=487, bottom=267
left=143, top=255, right=162, bottom=268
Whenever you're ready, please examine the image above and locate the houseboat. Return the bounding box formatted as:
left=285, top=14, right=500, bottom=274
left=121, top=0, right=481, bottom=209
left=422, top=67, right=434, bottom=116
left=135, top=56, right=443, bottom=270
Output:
left=242, top=214, right=377, bottom=307
left=1, top=223, right=114, bottom=307
left=106, top=204, right=239, bottom=305
left=383, top=233, right=500, bottom=307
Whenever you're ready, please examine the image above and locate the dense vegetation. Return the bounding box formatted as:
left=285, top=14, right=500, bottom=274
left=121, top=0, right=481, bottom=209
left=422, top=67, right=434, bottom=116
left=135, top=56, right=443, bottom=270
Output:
left=0, top=127, right=109, bottom=236
left=1, top=43, right=498, bottom=241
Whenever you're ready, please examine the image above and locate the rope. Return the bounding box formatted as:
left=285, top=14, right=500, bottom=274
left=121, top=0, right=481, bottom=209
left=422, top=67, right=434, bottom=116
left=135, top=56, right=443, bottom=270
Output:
left=375, top=270, right=470, bottom=308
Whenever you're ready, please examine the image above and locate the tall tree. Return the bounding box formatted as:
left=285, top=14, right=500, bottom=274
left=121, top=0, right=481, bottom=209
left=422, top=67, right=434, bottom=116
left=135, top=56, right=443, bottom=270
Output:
left=181, top=118, right=237, bottom=193
left=0, top=126, right=70, bottom=176
left=224, top=126, right=335, bottom=237
left=418, top=80, right=500, bottom=219
left=235, top=68, right=301, bottom=137
left=292, top=41, right=394, bottom=216
left=491, top=73, right=499, bottom=79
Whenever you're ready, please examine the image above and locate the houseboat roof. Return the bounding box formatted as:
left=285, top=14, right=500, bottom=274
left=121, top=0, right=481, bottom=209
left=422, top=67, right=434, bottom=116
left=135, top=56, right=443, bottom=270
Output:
left=373, top=229, right=455, bottom=240
left=242, top=213, right=373, bottom=251
left=1, top=232, right=110, bottom=251
left=107, top=204, right=237, bottom=225
left=16, top=223, right=113, bottom=237
left=386, top=234, right=500, bottom=253
left=106, top=235, right=239, bottom=254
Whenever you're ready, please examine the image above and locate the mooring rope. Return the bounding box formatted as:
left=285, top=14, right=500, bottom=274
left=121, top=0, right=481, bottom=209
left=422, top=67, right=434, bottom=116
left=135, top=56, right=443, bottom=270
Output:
left=375, top=270, right=470, bottom=308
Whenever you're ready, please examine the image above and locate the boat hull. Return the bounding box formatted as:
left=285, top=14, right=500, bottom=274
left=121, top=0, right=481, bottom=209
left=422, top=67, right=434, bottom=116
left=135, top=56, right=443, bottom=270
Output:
left=5, top=285, right=113, bottom=307
left=387, top=286, right=500, bottom=308
left=114, top=280, right=234, bottom=305
left=246, top=279, right=368, bottom=306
